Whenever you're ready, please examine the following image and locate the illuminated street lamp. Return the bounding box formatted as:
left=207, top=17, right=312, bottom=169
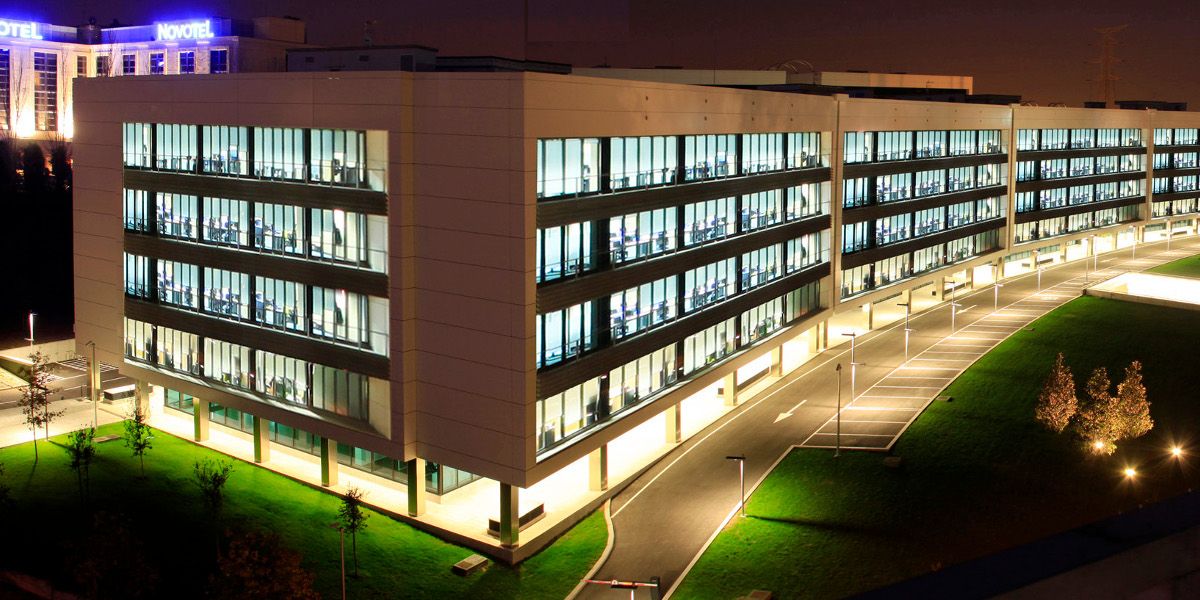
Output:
left=841, top=332, right=858, bottom=400
left=726, top=455, right=746, bottom=517
left=1129, top=225, right=1137, bottom=260
left=950, top=301, right=963, bottom=333
left=993, top=283, right=1003, bottom=312
left=834, top=363, right=843, bottom=458
left=896, top=302, right=912, bottom=362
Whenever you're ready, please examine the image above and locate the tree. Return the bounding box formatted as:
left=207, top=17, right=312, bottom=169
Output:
left=1115, top=360, right=1153, bottom=440
left=48, top=137, right=71, bottom=193
left=20, top=142, right=46, bottom=193
left=66, top=427, right=97, bottom=504
left=0, top=135, right=17, bottom=194
left=1036, top=353, right=1078, bottom=433
left=18, top=351, right=63, bottom=463
left=123, top=402, right=154, bottom=477
left=70, top=511, right=158, bottom=600
left=337, top=486, right=371, bottom=577
left=1074, top=367, right=1122, bottom=454
left=194, top=459, right=235, bottom=515
left=208, top=529, right=320, bottom=600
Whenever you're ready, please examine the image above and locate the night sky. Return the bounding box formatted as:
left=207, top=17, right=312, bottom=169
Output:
left=35, top=0, right=1200, bottom=107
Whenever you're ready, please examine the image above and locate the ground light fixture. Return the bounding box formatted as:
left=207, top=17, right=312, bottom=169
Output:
left=1093, top=440, right=1106, bottom=452
left=1172, top=446, right=1184, bottom=458
left=726, top=455, right=747, bottom=517
left=1123, top=467, right=1137, bottom=479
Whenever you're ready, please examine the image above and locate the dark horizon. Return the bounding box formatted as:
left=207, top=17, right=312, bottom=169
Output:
left=32, top=0, right=1200, bottom=108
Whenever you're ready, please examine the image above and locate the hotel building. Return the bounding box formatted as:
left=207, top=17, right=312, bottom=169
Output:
left=72, top=58, right=1200, bottom=560
left=0, top=15, right=304, bottom=139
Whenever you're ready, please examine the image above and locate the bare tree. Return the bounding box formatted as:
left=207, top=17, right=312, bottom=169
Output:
left=1035, top=353, right=1078, bottom=433
left=338, top=486, right=371, bottom=577
left=66, top=427, right=97, bottom=504
left=18, top=352, right=63, bottom=463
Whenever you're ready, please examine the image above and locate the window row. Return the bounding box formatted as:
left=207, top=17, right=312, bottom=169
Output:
left=123, top=123, right=376, bottom=189
left=1014, top=154, right=1144, bottom=182
left=1013, top=205, right=1141, bottom=243
left=842, top=197, right=1005, bottom=252
left=1153, top=128, right=1199, bottom=147
left=536, top=132, right=825, bottom=199
left=536, top=182, right=829, bottom=282
left=843, top=163, right=1004, bottom=208
left=840, top=230, right=1002, bottom=298
left=124, top=252, right=388, bottom=354
left=124, top=318, right=373, bottom=421
left=1016, top=128, right=1143, bottom=151
left=1014, top=180, right=1143, bottom=213
left=1152, top=198, right=1199, bottom=218
left=536, top=281, right=822, bottom=452
left=124, top=189, right=387, bottom=273
left=1152, top=152, right=1199, bottom=170
left=535, top=231, right=828, bottom=368
left=843, top=129, right=1002, bottom=164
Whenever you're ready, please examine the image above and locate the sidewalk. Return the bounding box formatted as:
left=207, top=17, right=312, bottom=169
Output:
left=0, top=396, right=128, bottom=448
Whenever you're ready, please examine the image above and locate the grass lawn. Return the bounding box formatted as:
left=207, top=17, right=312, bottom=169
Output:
left=1149, top=253, right=1200, bottom=278
left=675, top=296, right=1200, bottom=599
left=0, top=424, right=605, bottom=599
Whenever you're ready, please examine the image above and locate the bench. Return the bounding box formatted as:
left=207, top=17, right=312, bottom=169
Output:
left=486, top=504, right=546, bottom=538
left=94, top=435, right=121, bottom=443
left=451, top=554, right=488, bottom=576
left=936, top=394, right=953, bottom=403
left=103, top=384, right=136, bottom=401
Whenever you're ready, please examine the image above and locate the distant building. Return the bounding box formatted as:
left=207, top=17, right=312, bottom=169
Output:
left=0, top=15, right=306, bottom=139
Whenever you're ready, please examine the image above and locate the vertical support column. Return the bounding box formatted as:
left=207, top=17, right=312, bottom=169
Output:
left=499, top=483, right=519, bottom=548
left=664, top=403, right=681, bottom=444
left=406, top=458, right=426, bottom=517
left=320, top=436, right=338, bottom=487
left=865, top=301, right=875, bottom=331
left=252, top=415, right=270, bottom=464
left=769, top=345, right=783, bottom=377
left=722, top=372, right=738, bottom=407
left=193, top=398, right=209, bottom=442
left=808, top=323, right=822, bottom=354
left=134, top=380, right=151, bottom=415
left=88, top=356, right=101, bottom=407
left=588, top=444, right=608, bottom=492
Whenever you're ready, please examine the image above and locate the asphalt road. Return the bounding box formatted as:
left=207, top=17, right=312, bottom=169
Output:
left=577, top=237, right=1200, bottom=600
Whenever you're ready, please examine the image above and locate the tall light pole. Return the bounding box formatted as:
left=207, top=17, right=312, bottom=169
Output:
left=841, top=332, right=857, bottom=400
left=86, top=340, right=97, bottom=428
left=950, top=301, right=962, bottom=333
left=25, top=312, right=35, bottom=352
left=1037, top=264, right=1042, bottom=291
left=1091, top=234, right=1098, bottom=277
left=834, top=363, right=843, bottom=458
left=726, top=455, right=746, bottom=517
left=1130, top=225, right=1137, bottom=260
left=897, top=301, right=912, bottom=362
left=993, top=283, right=1003, bottom=312
left=1168, top=221, right=1173, bottom=250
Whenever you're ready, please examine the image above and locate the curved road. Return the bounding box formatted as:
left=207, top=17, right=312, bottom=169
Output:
left=576, top=237, right=1200, bottom=599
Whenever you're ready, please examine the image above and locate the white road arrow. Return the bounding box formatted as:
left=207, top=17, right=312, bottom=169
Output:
left=774, top=399, right=807, bottom=423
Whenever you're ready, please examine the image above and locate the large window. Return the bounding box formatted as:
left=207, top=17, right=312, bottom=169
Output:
left=788, top=132, right=821, bottom=168
left=741, top=245, right=782, bottom=290
left=156, top=193, right=199, bottom=240
left=124, top=253, right=151, bottom=298
left=155, top=124, right=198, bottom=171
left=122, top=53, right=136, bottom=75
left=210, top=49, right=229, bottom=74
left=157, top=327, right=200, bottom=375
left=741, top=190, right=784, bottom=232
left=742, top=133, right=784, bottom=173
left=536, top=301, right=595, bottom=369
left=538, top=221, right=594, bottom=282
left=257, top=351, right=309, bottom=406
left=684, top=134, right=737, bottom=181
left=124, top=189, right=150, bottom=232
left=204, top=339, right=252, bottom=390
left=313, top=365, right=369, bottom=419
left=254, top=127, right=306, bottom=181
left=610, top=208, right=674, bottom=265
left=311, top=208, right=373, bottom=266
left=537, top=138, right=601, bottom=198
left=787, top=183, right=827, bottom=219
left=123, top=123, right=152, bottom=167
left=608, top=344, right=677, bottom=413
left=610, top=277, right=677, bottom=339
left=258, top=276, right=307, bottom=333
left=202, top=125, right=249, bottom=175
left=313, top=287, right=378, bottom=348
left=610, top=136, right=677, bottom=190
left=0, top=50, right=9, bottom=129
left=95, top=55, right=111, bottom=78
left=875, top=131, right=913, bottom=161
left=157, top=260, right=199, bottom=309
left=682, top=318, right=735, bottom=375
left=537, top=378, right=601, bottom=450
left=310, top=129, right=366, bottom=186
left=179, top=51, right=195, bottom=74
left=33, top=52, right=57, bottom=131
left=203, top=267, right=250, bottom=320
left=255, top=202, right=305, bottom=255
left=149, top=52, right=165, bottom=75
left=202, top=197, right=249, bottom=247
left=741, top=297, right=784, bottom=345
left=683, top=197, right=735, bottom=246
left=683, top=258, right=735, bottom=313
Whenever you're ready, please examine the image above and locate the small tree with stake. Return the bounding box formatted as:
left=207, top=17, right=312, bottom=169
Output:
left=19, top=351, right=63, bottom=464
left=194, top=458, right=235, bottom=556
left=123, top=402, right=154, bottom=477
left=66, top=427, right=97, bottom=505
left=337, top=486, right=370, bottom=577
left=1035, top=352, right=1078, bottom=433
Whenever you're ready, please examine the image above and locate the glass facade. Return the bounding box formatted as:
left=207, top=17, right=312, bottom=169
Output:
left=33, top=52, right=57, bottom=131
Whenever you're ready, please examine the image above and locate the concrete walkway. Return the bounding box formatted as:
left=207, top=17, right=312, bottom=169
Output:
left=576, top=238, right=1200, bottom=600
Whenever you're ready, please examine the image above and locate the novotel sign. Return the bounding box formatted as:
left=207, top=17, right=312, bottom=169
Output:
left=155, top=19, right=215, bottom=41
left=0, top=20, right=42, bottom=40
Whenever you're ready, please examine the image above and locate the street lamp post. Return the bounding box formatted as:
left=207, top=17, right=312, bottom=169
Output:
left=834, top=363, right=843, bottom=458
left=726, top=455, right=746, bottom=517
left=85, top=341, right=97, bottom=428
left=841, top=332, right=857, bottom=400
left=329, top=523, right=346, bottom=600
left=993, top=283, right=1003, bottom=312
left=25, top=312, right=35, bottom=352
left=950, top=301, right=963, bottom=333
left=1130, top=226, right=1137, bottom=260
left=897, top=302, right=912, bottom=362
left=1037, top=265, right=1042, bottom=291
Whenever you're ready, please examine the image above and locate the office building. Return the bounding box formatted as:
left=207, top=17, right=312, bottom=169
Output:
left=72, top=58, right=1200, bottom=560
left=0, top=14, right=305, bottom=139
